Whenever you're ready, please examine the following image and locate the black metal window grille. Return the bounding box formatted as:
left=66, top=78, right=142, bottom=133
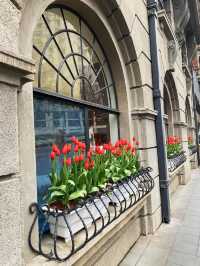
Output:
left=28, top=168, right=154, bottom=262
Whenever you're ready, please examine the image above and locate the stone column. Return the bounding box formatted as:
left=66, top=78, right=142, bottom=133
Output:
left=0, top=49, right=35, bottom=265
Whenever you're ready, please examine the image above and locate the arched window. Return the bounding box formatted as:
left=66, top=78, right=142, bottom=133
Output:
left=32, top=5, right=119, bottom=203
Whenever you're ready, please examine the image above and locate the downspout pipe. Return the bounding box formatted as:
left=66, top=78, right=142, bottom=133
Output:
left=147, top=0, right=171, bottom=223
left=192, top=70, right=200, bottom=165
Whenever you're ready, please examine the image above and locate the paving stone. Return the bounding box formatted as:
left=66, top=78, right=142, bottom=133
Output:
left=121, top=169, right=200, bottom=266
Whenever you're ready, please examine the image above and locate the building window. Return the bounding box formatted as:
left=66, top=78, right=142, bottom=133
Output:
left=33, top=5, right=119, bottom=204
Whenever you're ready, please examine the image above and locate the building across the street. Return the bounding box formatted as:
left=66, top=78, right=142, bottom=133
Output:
left=0, top=0, right=200, bottom=265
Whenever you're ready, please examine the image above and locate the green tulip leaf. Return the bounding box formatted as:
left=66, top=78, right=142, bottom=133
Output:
left=69, top=190, right=87, bottom=200
left=91, top=186, right=99, bottom=193
left=67, top=180, right=75, bottom=186
left=49, top=190, right=65, bottom=200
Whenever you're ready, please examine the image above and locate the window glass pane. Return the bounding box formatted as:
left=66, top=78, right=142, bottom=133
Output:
left=33, top=17, right=50, bottom=52
left=55, top=33, right=71, bottom=58
left=44, top=8, right=64, bottom=34
left=88, top=109, right=119, bottom=146
left=40, top=60, right=57, bottom=92
left=63, top=10, right=80, bottom=32
left=34, top=96, right=85, bottom=204
left=58, top=75, right=72, bottom=97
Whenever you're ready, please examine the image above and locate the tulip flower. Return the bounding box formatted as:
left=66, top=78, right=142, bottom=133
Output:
left=65, top=157, right=72, bottom=166
left=50, top=151, right=56, bottom=160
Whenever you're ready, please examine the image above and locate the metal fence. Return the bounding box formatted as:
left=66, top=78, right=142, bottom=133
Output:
left=28, top=167, right=154, bottom=262
left=168, top=152, right=187, bottom=173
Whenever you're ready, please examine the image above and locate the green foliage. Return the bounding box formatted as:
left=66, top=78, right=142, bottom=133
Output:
left=47, top=138, right=140, bottom=208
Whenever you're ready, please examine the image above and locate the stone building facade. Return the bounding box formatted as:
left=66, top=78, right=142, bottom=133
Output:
left=0, top=0, right=199, bottom=265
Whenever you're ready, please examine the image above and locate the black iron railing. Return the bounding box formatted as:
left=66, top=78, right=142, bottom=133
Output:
left=168, top=151, right=187, bottom=173
left=189, top=145, right=197, bottom=156
left=28, top=167, right=154, bottom=262
left=158, top=0, right=164, bottom=9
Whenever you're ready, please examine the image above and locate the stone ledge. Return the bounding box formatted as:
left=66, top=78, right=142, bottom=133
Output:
left=0, top=48, right=35, bottom=75
left=174, top=121, right=188, bottom=128
left=131, top=108, right=158, bottom=120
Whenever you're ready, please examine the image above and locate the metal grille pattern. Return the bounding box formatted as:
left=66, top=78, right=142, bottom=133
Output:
left=189, top=145, right=197, bottom=156
left=33, top=5, right=117, bottom=110
left=168, top=152, right=187, bottom=173
left=28, top=167, right=154, bottom=262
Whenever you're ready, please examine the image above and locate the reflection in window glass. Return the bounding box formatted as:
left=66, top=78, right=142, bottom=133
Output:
left=88, top=109, right=119, bottom=146
left=34, top=96, right=85, bottom=204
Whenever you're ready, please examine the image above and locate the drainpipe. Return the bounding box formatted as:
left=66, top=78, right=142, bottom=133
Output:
left=147, top=0, right=171, bottom=223
left=192, top=70, right=200, bottom=165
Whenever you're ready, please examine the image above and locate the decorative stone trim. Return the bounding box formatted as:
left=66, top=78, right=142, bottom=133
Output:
left=0, top=48, right=35, bottom=76
left=163, top=114, right=168, bottom=121
left=157, top=9, right=176, bottom=41
left=131, top=108, right=158, bottom=120
left=174, top=121, right=188, bottom=128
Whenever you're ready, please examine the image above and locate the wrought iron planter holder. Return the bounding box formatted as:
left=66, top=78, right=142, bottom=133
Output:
left=28, top=167, right=154, bottom=262
left=189, top=145, right=197, bottom=156
left=168, top=151, right=187, bottom=173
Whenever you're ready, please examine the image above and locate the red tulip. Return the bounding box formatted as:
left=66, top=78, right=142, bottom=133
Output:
left=132, top=137, right=136, bottom=142
left=79, top=153, right=84, bottom=161
left=90, top=160, right=95, bottom=169
left=80, top=142, right=86, bottom=150
left=65, top=158, right=71, bottom=166
left=62, top=144, right=68, bottom=155
left=87, top=150, right=92, bottom=159
left=136, top=141, right=139, bottom=146
left=50, top=151, right=56, bottom=160
left=52, top=144, right=60, bottom=156
left=74, top=145, right=79, bottom=153
left=67, top=144, right=71, bottom=153
left=126, top=143, right=132, bottom=151
left=70, top=136, right=77, bottom=143
left=52, top=144, right=59, bottom=153
left=74, top=156, right=80, bottom=163
left=84, top=159, right=90, bottom=170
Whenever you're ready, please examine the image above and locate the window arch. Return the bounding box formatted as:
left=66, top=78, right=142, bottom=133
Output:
left=33, top=5, right=117, bottom=109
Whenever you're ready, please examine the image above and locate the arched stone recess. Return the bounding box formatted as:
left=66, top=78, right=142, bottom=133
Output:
left=17, top=0, right=146, bottom=261
left=19, top=0, right=144, bottom=139
left=164, top=85, right=174, bottom=136
left=163, top=71, right=181, bottom=136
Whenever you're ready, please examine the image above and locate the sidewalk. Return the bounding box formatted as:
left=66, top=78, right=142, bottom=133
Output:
left=120, top=168, right=200, bottom=266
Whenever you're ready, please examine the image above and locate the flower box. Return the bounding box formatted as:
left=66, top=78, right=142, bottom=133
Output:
left=43, top=195, right=110, bottom=241
left=111, top=179, right=140, bottom=205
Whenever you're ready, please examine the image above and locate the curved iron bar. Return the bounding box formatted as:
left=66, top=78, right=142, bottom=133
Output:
left=28, top=168, right=154, bottom=262
left=168, top=152, right=187, bottom=173
left=189, top=145, right=197, bottom=156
